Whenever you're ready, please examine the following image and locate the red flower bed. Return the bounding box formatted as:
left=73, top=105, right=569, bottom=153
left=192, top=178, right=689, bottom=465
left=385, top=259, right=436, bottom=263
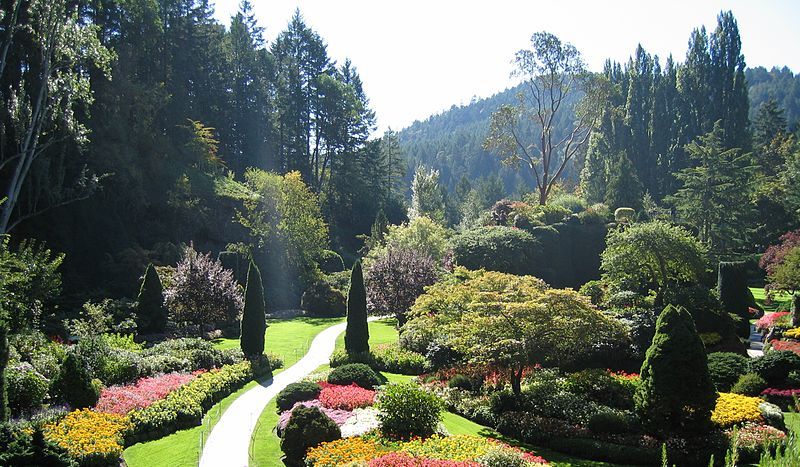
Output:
left=368, top=452, right=479, bottom=467
left=756, top=312, right=790, bottom=331
left=318, top=382, right=375, bottom=411
left=95, top=372, right=200, bottom=414
left=770, top=340, right=800, bottom=355
left=761, top=388, right=800, bottom=397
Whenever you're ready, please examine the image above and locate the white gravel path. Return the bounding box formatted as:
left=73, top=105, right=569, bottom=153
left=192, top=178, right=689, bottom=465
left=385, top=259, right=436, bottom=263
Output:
left=199, top=317, right=379, bottom=467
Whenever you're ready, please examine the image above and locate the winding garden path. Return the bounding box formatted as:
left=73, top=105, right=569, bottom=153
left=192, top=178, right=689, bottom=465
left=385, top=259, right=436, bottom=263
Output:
left=199, top=317, right=379, bottom=467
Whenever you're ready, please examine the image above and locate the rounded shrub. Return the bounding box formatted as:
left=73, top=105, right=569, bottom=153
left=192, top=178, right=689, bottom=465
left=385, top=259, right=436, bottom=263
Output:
left=475, top=447, right=529, bottom=467
left=707, top=352, right=750, bottom=392
left=450, top=226, right=540, bottom=276
left=730, top=373, right=768, bottom=396
left=376, top=383, right=443, bottom=438
left=280, top=405, right=341, bottom=465
left=276, top=382, right=322, bottom=412
left=301, top=281, right=346, bottom=318
left=587, top=410, right=629, bottom=434
left=749, top=350, right=800, bottom=385
left=6, top=363, right=49, bottom=416
left=327, top=363, right=380, bottom=389
left=447, top=374, right=473, bottom=391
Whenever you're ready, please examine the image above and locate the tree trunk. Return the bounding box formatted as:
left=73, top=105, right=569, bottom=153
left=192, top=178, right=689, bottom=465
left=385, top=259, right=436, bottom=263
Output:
left=511, top=367, right=523, bottom=395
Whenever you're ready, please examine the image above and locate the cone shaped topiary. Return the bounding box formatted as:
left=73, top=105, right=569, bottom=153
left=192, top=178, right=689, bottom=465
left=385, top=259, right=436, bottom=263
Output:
left=136, top=264, right=167, bottom=334
left=241, top=261, right=267, bottom=358
left=345, top=260, right=369, bottom=355
left=634, top=305, right=716, bottom=435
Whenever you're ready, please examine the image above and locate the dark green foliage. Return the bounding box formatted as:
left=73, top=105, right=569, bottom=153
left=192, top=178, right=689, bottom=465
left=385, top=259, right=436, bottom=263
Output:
left=52, top=352, right=101, bottom=409
left=301, top=281, right=346, bottom=317
left=327, top=363, right=380, bottom=389
left=717, top=261, right=752, bottom=319
left=344, top=260, right=369, bottom=354
left=564, top=369, right=637, bottom=410
left=634, top=305, right=716, bottom=435
left=450, top=226, right=540, bottom=276
left=329, top=345, right=428, bottom=375
left=276, top=382, right=322, bottom=412
left=280, top=406, right=341, bottom=465
left=0, top=424, right=76, bottom=467
left=749, top=350, right=800, bottom=385
left=241, top=262, right=267, bottom=357
left=605, top=151, right=643, bottom=210
left=6, top=363, right=49, bottom=416
left=707, top=352, right=750, bottom=391
left=136, top=264, right=167, bottom=334
left=218, top=251, right=248, bottom=285
left=587, top=410, right=629, bottom=434
left=658, top=284, right=744, bottom=341
left=448, top=374, right=474, bottom=391
left=730, top=373, right=768, bottom=396
left=376, top=383, right=443, bottom=438
left=0, top=324, right=8, bottom=422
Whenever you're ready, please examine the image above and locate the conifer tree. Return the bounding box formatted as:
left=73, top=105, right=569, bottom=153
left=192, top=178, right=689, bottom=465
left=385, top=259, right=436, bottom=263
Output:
left=0, top=322, right=8, bottom=421
left=580, top=133, right=610, bottom=204
left=605, top=151, right=643, bottom=210
left=635, top=305, right=716, bottom=435
left=136, top=264, right=167, bottom=334
left=345, top=260, right=369, bottom=354
left=240, top=261, right=267, bottom=357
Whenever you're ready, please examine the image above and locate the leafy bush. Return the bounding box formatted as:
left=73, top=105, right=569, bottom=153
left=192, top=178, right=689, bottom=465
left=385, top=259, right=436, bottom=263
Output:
left=52, top=352, right=101, bottom=409
left=127, top=361, right=252, bottom=442
left=564, top=369, right=636, bottom=410
left=280, top=406, right=341, bottom=465
left=327, top=363, right=380, bottom=389
left=8, top=331, right=65, bottom=381
left=276, top=382, right=322, bottom=412
left=532, top=204, right=572, bottom=224
left=376, top=383, right=443, bottom=437
left=749, top=350, right=800, bottom=385
left=6, top=362, right=49, bottom=416
left=729, top=373, right=767, bottom=396
left=578, top=280, right=606, bottom=305
left=448, top=374, right=473, bottom=391
left=301, top=281, right=346, bottom=318
left=711, top=392, right=763, bottom=427
left=43, top=409, right=130, bottom=466
left=138, top=338, right=241, bottom=377
left=329, top=344, right=428, bottom=375
left=0, top=423, right=74, bottom=466
left=707, top=352, right=750, bottom=392
left=549, top=193, right=588, bottom=214
left=587, top=409, right=629, bottom=434
left=450, top=226, right=540, bottom=276
left=365, top=247, right=439, bottom=326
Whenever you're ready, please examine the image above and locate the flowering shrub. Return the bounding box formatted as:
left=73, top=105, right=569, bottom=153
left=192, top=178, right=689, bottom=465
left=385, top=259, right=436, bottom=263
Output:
left=96, top=372, right=199, bottom=415
left=729, top=422, right=787, bottom=456
left=368, top=452, right=479, bottom=466
left=306, top=437, right=385, bottom=466
left=762, top=387, right=800, bottom=397
left=400, top=435, right=504, bottom=461
left=784, top=328, right=800, bottom=339
left=278, top=399, right=352, bottom=431
left=756, top=312, right=791, bottom=331
left=770, top=340, right=800, bottom=355
left=43, top=409, right=131, bottom=465
left=711, top=393, right=763, bottom=427
left=319, top=382, right=376, bottom=411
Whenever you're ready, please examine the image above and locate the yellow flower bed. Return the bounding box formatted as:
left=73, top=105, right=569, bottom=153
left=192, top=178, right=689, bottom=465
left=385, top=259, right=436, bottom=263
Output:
left=44, top=408, right=131, bottom=463
left=711, top=393, right=763, bottom=427
left=784, top=328, right=800, bottom=339
left=306, top=437, right=385, bottom=466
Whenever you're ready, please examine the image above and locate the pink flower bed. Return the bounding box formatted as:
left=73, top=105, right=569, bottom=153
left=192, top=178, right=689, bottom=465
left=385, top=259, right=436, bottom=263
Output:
left=95, top=372, right=199, bottom=414
left=368, top=452, right=479, bottom=467
left=278, top=399, right=353, bottom=430
left=756, top=311, right=790, bottom=331
left=761, top=388, right=800, bottom=397
left=319, top=382, right=376, bottom=411
left=770, top=340, right=800, bottom=355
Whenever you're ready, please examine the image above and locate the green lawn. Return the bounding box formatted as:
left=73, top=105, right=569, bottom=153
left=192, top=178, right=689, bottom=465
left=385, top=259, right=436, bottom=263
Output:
left=751, top=287, right=793, bottom=313
left=334, top=317, right=399, bottom=350
left=124, top=316, right=343, bottom=467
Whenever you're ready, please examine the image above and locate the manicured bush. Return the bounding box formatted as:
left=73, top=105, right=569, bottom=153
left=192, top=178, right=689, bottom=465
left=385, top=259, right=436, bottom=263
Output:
left=43, top=409, right=130, bottom=466
left=450, top=226, right=540, bottom=276
left=240, top=262, right=267, bottom=357
left=634, top=305, right=716, bottom=435
left=587, top=409, right=629, bottom=434
left=276, top=381, right=322, bottom=412
left=749, top=350, right=800, bottom=385
left=366, top=247, right=439, bottom=326
left=301, top=281, right=346, bottom=318
left=330, top=344, right=428, bottom=375
left=711, top=392, right=763, bottom=427
left=53, top=352, right=101, bottom=409
left=730, top=373, right=768, bottom=396
left=376, top=383, right=443, bottom=437
left=707, top=352, right=750, bottom=392
left=280, top=406, right=341, bottom=465
left=327, top=363, right=380, bottom=389
left=6, top=362, right=48, bottom=416
left=345, top=260, right=369, bottom=355
left=718, top=261, right=761, bottom=319
left=136, top=263, right=167, bottom=334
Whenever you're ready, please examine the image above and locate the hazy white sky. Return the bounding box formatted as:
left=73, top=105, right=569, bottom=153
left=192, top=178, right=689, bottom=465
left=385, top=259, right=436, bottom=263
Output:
left=213, top=0, right=800, bottom=134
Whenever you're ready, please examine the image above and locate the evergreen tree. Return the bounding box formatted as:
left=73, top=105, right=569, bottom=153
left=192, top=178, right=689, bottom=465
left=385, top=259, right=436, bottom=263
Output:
left=754, top=97, right=787, bottom=151
left=634, top=305, right=716, bottom=435
left=344, top=260, right=369, bottom=354
left=240, top=261, right=267, bottom=357
left=0, top=322, right=8, bottom=422
left=709, top=11, right=750, bottom=151
left=53, top=352, right=100, bottom=409
left=605, top=151, right=643, bottom=210
left=408, top=166, right=446, bottom=223
left=666, top=122, right=755, bottom=254
left=136, top=264, right=167, bottom=334
left=580, top=132, right=610, bottom=203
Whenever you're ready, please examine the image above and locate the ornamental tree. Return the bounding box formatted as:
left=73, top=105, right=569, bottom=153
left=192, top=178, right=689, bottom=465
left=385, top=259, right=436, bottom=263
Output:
left=601, top=221, right=708, bottom=294
left=345, top=260, right=369, bottom=354
left=634, top=305, right=716, bottom=435
left=164, top=245, right=243, bottom=335
left=136, top=264, right=167, bottom=334
left=240, top=261, right=267, bottom=357
left=366, top=247, right=439, bottom=326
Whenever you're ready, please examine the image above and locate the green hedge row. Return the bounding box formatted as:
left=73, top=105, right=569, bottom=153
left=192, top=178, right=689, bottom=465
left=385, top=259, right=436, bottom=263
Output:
left=329, top=344, right=428, bottom=375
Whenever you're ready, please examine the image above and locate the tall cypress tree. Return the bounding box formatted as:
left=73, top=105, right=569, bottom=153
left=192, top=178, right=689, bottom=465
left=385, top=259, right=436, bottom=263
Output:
left=635, top=305, right=716, bottom=435
left=605, top=151, right=643, bottom=210
left=240, top=261, right=267, bottom=357
left=345, top=259, right=369, bottom=354
left=0, top=322, right=8, bottom=422
left=136, top=264, right=167, bottom=334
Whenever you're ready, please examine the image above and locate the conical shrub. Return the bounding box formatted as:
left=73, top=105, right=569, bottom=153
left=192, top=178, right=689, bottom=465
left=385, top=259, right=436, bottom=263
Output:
left=241, top=261, right=267, bottom=357
left=345, top=260, right=369, bottom=354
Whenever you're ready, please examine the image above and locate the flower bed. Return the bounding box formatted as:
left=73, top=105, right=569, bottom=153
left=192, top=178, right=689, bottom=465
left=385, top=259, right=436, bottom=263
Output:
left=43, top=408, right=131, bottom=465
left=278, top=399, right=354, bottom=431
left=368, top=453, right=479, bottom=466
left=769, top=340, right=800, bottom=355
left=756, top=312, right=791, bottom=332
left=319, top=382, right=376, bottom=410
left=95, top=371, right=200, bottom=415
left=711, top=393, right=763, bottom=427
left=305, top=437, right=386, bottom=466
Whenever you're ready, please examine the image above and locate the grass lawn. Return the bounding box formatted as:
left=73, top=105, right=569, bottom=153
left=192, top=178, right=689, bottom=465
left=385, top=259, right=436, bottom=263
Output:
left=751, top=287, right=793, bottom=313
left=334, top=317, right=399, bottom=350
left=124, top=316, right=343, bottom=467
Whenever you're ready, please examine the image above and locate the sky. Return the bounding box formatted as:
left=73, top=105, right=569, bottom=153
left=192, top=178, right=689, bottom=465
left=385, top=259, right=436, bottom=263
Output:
left=213, top=0, right=800, bottom=134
